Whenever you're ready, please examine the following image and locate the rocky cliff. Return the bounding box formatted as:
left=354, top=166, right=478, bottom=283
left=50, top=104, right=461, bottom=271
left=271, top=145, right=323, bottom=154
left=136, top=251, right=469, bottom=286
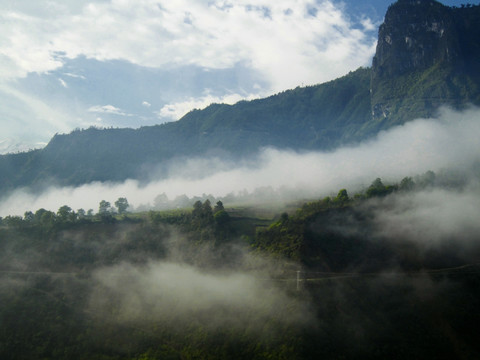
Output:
left=370, top=0, right=480, bottom=124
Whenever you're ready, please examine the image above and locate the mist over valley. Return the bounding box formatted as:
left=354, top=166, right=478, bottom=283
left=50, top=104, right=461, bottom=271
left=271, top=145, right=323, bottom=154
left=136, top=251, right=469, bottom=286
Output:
left=1, top=0, right=480, bottom=359
left=1, top=106, right=479, bottom=217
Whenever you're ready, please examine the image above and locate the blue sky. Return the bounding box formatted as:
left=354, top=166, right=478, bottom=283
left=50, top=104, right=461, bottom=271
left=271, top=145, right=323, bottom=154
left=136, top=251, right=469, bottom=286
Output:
left=0, top=0, right=476, bottom=153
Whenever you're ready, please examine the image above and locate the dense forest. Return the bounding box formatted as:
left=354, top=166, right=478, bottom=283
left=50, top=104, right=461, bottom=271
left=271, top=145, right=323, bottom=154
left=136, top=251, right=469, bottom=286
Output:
left=1, top=170, right=480, bottom=359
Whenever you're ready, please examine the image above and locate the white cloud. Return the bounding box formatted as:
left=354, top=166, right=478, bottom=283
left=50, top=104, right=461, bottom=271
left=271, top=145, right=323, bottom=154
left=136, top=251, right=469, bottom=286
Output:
left=142, top=101, right=151, bottom=107
left=0, top=83, right=73, bottom=134
left=0, top=81, right=99, bottom=150
left=58, top=78, right=68, bottom=88
left=157, top=92, right=262, bottom=121
left=0, top=11, right=65, bottom=79
left=360, top=16, right=377, bottom=32
left=88, top=104, right=131, bottom=116
left=89, top=260, right=306, bottom=329
left=0, top=138, right=47, bottom=154
left=1, top=107, right=479, bottom=216
left=63, top=72, right=86, bottom=80
left=0, top=0, right=377, bottom=91
left=371, top=186, right=480, bottom=246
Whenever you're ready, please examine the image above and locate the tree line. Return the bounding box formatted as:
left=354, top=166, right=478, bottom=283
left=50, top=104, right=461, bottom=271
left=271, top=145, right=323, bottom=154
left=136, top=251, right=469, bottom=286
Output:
left=0, top=197, right=130, bottom=228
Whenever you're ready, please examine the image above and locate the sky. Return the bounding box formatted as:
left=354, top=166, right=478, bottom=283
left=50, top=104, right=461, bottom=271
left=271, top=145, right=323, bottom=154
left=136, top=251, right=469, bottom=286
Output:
left=0, top=0, right=475, bottom=153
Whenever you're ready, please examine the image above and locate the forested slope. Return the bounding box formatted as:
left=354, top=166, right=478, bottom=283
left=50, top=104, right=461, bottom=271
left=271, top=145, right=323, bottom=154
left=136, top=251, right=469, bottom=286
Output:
left=0, top=67, right=372, bottom=190
left=1, top=172, right=480, bottom=359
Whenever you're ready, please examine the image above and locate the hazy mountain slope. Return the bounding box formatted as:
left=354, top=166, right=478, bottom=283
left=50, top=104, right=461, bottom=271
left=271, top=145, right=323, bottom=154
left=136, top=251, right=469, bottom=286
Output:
left=0, top=68, right=372, bottom=189
left=1, top=1, right=480, bottom=191
left=177, top=67, right=372, bottom=152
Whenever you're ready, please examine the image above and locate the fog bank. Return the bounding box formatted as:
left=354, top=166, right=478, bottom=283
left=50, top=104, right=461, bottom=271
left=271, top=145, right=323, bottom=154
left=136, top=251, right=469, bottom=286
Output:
left=89, top=260, right=310, bottom=331
left=1, top=106, right=479, bottom=216
left=369, top=183, right=480, bottom=249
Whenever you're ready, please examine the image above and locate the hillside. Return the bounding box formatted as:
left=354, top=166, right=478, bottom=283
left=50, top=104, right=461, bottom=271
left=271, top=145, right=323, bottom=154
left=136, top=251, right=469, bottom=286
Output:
left=1, top=173, right=480, bottom=359
left=0, top=0, right=480, bottom=191
left=0, top=68, right=373, bottom=189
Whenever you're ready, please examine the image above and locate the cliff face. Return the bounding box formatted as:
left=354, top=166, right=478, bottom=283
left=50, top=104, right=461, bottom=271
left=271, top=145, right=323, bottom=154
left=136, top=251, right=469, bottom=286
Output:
left=370, top=0, right=480, bottom=123
left=373, top=0, right=458, bottom=79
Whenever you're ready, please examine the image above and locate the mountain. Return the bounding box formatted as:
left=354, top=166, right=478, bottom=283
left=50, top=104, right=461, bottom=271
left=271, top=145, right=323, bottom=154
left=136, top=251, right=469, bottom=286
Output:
left=371, top=0, right=480, bottom=127
left=0, top=68, right=374, bottom=190
left=0, top=0, right=479, bottom=192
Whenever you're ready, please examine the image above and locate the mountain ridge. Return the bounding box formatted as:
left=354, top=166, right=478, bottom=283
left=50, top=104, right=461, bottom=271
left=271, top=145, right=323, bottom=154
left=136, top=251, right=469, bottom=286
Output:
left=1, top=0, right=479, bottom=192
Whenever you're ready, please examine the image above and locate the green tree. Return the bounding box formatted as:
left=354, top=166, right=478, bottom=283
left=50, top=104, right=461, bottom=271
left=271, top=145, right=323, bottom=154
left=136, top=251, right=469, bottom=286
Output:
left=399, top=177, right=415, bottom=191
left=3, top=215, right=24, bottom=228
left=34, top=208, right=56, bottom=226
left=77, top=208, right=86, bottom=219
left=214, top=209, right=230, bottom=225
left=34, top=208, right=48, bottom=222
left=192, top=200, right=203, bottom=218
left=98, top=200, right=112, bottom=216
left=366, top=178, right=388, bottom=198
left=57, top=205, right=74, bottom=223
left=202, top=199, right=213, bottom=218
left=24, top=211, right=34, bottom=222
left=213, top=200, right=225, bottom=214
left=191, top=200, right=214, bottom=228
left=115, top=197, right=129, bottom=214
left=334, top=189, right=349, bottom=204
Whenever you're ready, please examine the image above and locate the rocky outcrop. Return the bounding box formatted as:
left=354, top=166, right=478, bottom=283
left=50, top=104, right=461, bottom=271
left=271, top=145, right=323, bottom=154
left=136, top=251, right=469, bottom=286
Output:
left=370, top=0, right=480, bottom=123
left=373, top=0, right=458, bottom=79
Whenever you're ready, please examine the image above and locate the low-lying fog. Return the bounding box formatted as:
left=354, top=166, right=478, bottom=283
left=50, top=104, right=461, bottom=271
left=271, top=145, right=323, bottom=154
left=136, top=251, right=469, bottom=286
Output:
left=1, top=106, right=479, bottom=217
left=2, top=106, right=480, bottom=359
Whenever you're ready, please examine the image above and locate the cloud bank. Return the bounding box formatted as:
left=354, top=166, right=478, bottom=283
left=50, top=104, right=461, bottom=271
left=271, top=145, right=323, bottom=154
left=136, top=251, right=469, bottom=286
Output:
left=1, top=0, right=376, bottom=90
left=369, top=185, right=480, bottom=247
left=0, top=106, right=479, bottom=217
left=89, top=259, right=309, bottom=331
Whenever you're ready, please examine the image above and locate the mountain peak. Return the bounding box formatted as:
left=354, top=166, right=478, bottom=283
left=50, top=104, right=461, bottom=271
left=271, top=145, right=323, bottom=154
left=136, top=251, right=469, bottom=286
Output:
left=373, top=0, right=456, bottom=79
left=370, top=0, right=480, bottom=123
